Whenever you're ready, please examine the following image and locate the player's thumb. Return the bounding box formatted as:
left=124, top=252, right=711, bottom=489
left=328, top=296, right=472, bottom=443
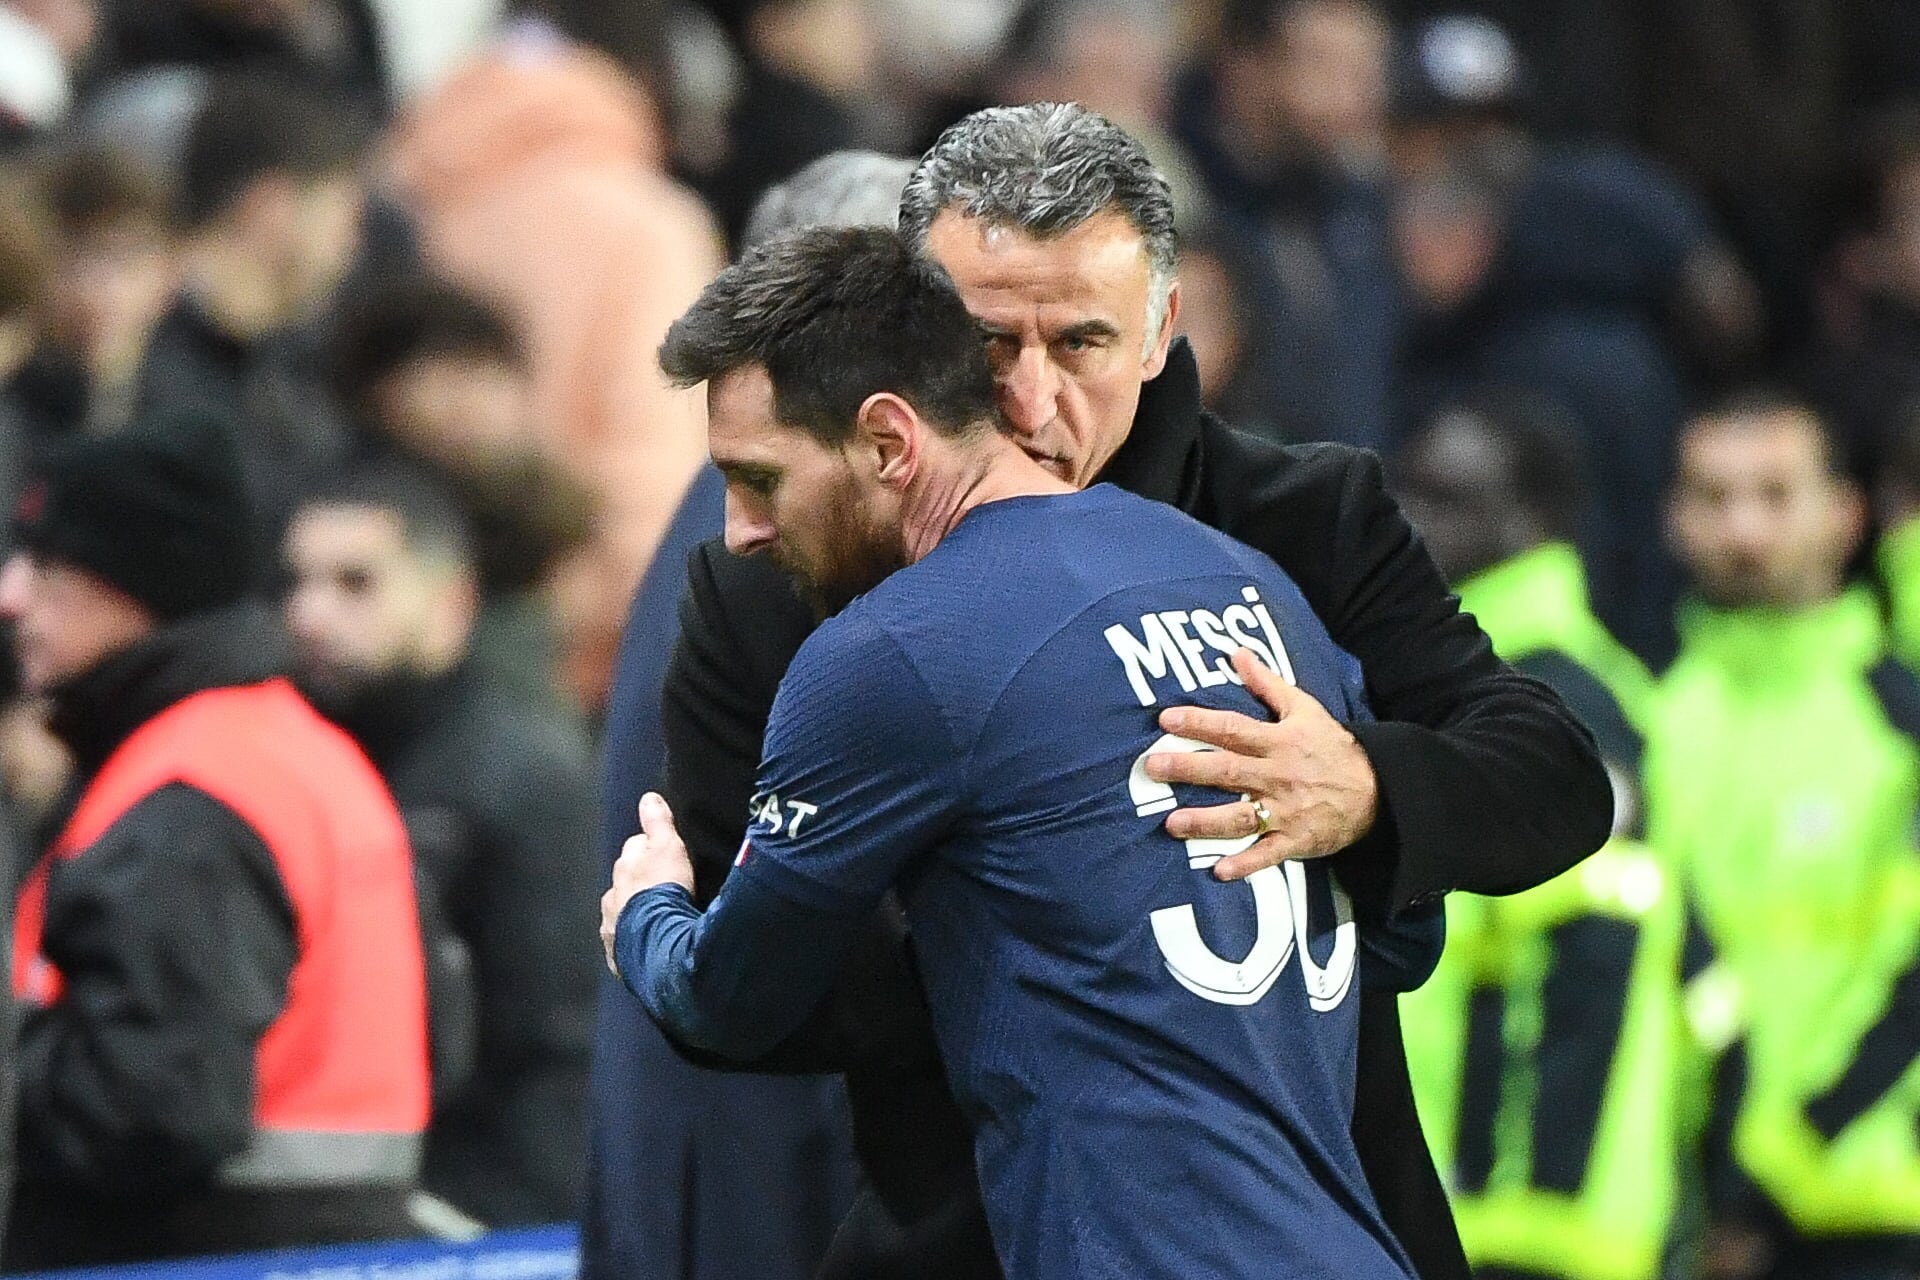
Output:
left=1232, top=647, right=1298, bottom=718
left=638, top=791, right=679, bottom=839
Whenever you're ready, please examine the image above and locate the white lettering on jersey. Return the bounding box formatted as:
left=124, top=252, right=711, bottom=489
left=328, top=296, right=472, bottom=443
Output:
left=1104, top=613, right=1199, bottom=706
left=1105, top=585, right=1294, bottom=707
left=1128, top=728, right=1357, bottom=1009
left=748, top=791, right=823, bottom=839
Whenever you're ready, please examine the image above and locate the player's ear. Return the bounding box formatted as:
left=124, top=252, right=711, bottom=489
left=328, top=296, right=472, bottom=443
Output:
left=856, top=392, right=920, bottom=490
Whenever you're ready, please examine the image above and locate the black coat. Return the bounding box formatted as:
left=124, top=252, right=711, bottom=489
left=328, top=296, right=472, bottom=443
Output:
left=335, top=663, right=601, bottom=1226
left=3, top=606, right=416, bottom=1270
left=656, top=339, right=1613, bottom=1278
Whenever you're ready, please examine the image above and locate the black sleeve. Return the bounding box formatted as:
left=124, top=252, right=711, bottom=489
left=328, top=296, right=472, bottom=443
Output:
left=1804, top=947, right=1920, bottom=1141
left=1529, top=916, right=1642, bottom=1192
left=1349, top=994, right=1468, bottom=1278
left=461, top=722, right=604, bottom=1222
left=661, top=542, right=812, bottom=905
left=15, top=783, right=296, bottom=1196
left=1217, top=437, right=1613, bottom=913
left=657, top=542, right=938, bottom=1074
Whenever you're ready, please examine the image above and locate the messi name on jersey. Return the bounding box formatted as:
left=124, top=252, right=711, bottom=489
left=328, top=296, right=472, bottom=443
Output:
left=1104, top=585, right=1295, bottom=706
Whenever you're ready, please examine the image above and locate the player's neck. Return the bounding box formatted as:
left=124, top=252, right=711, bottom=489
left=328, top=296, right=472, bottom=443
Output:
left=900, top=436, right=1075, bottom=563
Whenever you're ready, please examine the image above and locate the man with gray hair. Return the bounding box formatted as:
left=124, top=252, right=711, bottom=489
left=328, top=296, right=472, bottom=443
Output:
left=630, top=103, right=1610, bottom=1280
left=743, top=151, right=920, bottom=248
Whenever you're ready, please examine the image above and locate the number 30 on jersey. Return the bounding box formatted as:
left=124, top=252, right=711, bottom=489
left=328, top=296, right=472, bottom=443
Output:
left=1128, top=733, right=1357, bottom=1010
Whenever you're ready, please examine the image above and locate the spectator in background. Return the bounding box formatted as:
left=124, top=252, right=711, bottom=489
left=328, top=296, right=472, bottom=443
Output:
left=579, top=147, right=916, bottom=1280
left=1173, top=0, right=1401, bottom=452
left=3, top=413, right=428, bottom=1268
left=0, top=172, right=42, bottom=1249
left=1173, top=228, right=1286, bottom=441
left=1389, top=12, right=1760, bottom=666
left=1876, top=397, right=1920, bottom=671
left=740, top=150, right=917, bottom=248
left=136, top=69, right=380, bottom=552
left=1391, top=395, right=1711, bottom=1280
left=386, top=25, right=722, bottom=707
left=994, top=0, right=1210, bottom=234
left=1802, top=110, right=1920, bottom=488
left=1632, top=0, right=1853, bottom=355
left=692, top=0, right=881, bottom=242
left=0, top=173, right=50, bottom=514
left=91, top=0, right=388, bottom=108
left=330, top=275, right=593, bottom=710
left=284, top=463, right=598, bottom=1228
left=9, top=143, right=180, bottom=450
left=1646, top=392, right=1920, bottom=1280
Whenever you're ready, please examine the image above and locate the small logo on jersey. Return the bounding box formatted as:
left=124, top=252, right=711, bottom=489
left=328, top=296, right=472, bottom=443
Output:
left=748, top=790, right=822, bottom=839
left=733, top=836, right=752, bottom=868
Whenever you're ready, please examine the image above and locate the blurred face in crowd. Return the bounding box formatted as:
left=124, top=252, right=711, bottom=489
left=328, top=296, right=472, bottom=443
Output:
left=1000, top=5, right=1178, bottom=132
left=924, top=208, right=1177, bottom=489
left=1394, top=174, right=1500, bottom=312
left=1393, top=411, right=1538, bottom=584
left=216, top=171, right=362, bottom=328
left=1667, top=407, right=1865, bottom=611
left=283, top=504, right=475, bottom=707
left=1271, top=0, right=1390, bottom=159
left=45, top=214, right=181, bottom=381
left=1221, top=0, right=1389, bottom=162
left=371, top=352, right=538, bottom=468
left=709, top=364, right=904, bottom=618
left=0, top=553, right=155, bottom=694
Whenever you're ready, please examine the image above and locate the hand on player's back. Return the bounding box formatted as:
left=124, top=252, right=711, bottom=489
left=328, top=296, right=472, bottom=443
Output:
left=601, top=793, right=697, bottom=975
left=1144, top=649, right=1380, bottom=881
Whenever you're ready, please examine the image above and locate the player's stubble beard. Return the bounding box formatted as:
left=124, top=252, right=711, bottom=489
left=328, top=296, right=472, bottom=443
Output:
left=774, top=471, right=907, bottom=622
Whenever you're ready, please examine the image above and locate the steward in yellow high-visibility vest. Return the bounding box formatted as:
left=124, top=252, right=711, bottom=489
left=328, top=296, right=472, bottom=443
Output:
left=1394, top=401, right=1722, bottom=1280
left=1645, top=391, right=1920, bottom=1279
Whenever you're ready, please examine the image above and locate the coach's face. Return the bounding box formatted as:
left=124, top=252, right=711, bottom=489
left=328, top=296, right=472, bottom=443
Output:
left=709, top=365, right=904, bottom=618
left=925, top=208, right=1178, bottom=489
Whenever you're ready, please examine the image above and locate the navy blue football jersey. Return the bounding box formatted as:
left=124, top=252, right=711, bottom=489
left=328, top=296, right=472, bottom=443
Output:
left=622, top=484, right=1433, bottom=1279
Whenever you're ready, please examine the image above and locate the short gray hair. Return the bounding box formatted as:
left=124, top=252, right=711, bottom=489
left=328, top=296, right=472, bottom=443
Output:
left=899, top=103, right=1177, bottom=351
left=742, top=151, right=920, bottom=250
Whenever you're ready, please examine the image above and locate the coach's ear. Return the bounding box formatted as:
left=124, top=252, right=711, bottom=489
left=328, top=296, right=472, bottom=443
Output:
left=856, top=391, right=922, bottom=492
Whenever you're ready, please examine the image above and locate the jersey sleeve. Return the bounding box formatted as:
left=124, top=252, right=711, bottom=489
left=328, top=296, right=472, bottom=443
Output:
left=733, top=611, right=966, bottom=914
left=615, top=613, right=965, bottom=1060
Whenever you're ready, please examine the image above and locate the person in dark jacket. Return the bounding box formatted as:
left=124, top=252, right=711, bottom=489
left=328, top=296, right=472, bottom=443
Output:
left=618, top=103, right=1611, bottom=1280
left=135, top=70, right=406, bottom=557
left=2, top=412, right=429, bottom=1269
left=283, top=462, right=599, bottom=1227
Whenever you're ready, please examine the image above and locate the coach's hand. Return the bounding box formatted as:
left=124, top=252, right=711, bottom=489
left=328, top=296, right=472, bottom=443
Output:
left=1143, top=648, right=1378, bottom=882
left=600, top=792, right=697, bottom=976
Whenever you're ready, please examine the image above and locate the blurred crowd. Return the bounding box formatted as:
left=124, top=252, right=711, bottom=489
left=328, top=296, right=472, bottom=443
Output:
left=2, top=0, right=1920, bottom=1278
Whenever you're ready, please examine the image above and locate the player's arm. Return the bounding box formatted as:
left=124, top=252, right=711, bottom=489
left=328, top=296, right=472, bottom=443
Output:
left=610, top=617, right=961, bottom=1061
left=654, top=542, right=942, bottom=1073
left=606, top=798, right=874, bottom=1060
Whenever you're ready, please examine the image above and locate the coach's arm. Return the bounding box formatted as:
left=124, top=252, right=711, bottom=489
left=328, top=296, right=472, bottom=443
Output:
left=1146, top=436, right=1614, bottom=914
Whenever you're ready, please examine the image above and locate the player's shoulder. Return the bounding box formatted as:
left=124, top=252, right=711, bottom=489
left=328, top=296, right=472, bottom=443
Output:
left=775, top=604, right=943, bottom=743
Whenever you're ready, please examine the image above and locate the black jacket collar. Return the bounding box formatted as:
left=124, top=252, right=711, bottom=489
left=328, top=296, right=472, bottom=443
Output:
left=49, top=602, right=290, bottom=775
left=1099, top=336, right=1209, bottom=514
left=319, top=661, right=475, bottom=772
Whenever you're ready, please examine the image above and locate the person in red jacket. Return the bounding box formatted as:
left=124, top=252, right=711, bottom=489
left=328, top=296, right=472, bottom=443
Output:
left=2, top=411, right=429, bottom=1269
